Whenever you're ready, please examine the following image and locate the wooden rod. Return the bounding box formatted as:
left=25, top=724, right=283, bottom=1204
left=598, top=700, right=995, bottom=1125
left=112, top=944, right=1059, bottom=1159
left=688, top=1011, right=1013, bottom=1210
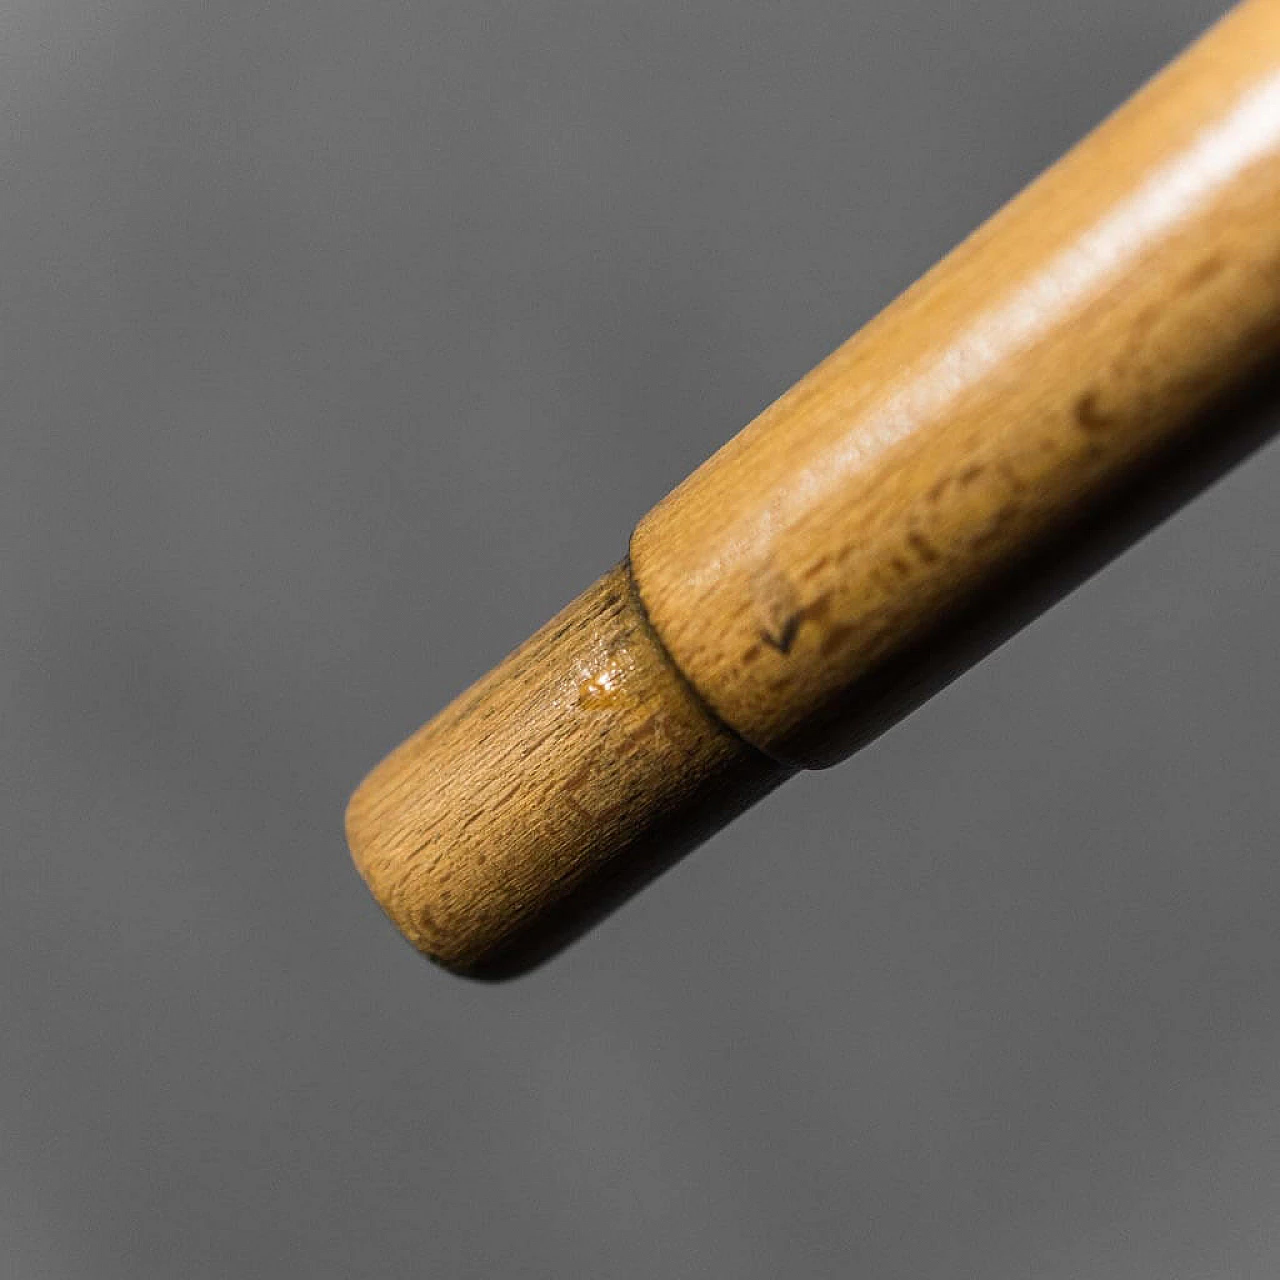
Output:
left=347, top=0, right=1280, bottom=976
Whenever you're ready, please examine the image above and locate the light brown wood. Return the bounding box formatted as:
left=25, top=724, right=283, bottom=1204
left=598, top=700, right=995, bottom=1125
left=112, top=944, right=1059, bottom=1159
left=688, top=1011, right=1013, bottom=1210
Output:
left=346, top=565, right=788, bottom=974
left=632, top=0, right=1280, bottom=766
left=348, top=0, right=1280, bottom=973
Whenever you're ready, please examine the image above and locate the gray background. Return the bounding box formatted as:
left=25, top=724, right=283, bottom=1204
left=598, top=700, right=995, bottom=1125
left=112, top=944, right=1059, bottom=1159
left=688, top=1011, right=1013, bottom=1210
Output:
left=4, top=0, right=1279, bottom=1275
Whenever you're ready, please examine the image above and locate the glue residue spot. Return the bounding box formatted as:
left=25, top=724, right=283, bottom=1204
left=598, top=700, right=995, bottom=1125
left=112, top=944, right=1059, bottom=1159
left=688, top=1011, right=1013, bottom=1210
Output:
left=577, top=665, right=624, bottom=710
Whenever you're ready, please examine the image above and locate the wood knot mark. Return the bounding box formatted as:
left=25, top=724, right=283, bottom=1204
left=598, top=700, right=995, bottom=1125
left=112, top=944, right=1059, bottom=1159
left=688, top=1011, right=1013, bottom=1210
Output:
left=1183, top=252, right=1226, bottom=293
left=906, top=530, right=942, bottom=565
left=1074, top=390, right=1116, bottom=433
left=750, top=564, right=835, bottom=656
left=751, top=564, right=803, bottom=653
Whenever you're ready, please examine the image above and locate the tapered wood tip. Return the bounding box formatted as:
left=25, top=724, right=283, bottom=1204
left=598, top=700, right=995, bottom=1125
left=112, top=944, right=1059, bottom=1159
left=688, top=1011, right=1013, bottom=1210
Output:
left=345, top=564, right=788, bottom=977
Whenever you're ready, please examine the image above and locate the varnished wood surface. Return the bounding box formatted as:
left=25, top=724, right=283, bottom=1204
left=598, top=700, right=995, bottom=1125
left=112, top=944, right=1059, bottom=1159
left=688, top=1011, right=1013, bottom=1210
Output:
left=632, top=0, right=1280, bottom=766
left=349, top=0, right=1280, bottom=971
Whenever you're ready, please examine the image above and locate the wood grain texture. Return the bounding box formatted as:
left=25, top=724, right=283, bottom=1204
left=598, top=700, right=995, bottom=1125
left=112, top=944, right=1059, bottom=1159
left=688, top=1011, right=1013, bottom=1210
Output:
left=349, top=0, right=1280, bottom=972
left=346, top=565, right=788, bottom=973
left=631, top=0, right=1280, bottom=766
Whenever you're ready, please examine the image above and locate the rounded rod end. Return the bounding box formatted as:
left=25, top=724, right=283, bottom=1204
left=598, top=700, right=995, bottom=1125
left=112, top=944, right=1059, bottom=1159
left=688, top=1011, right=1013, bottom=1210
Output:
left=345, top=563, right=790, bottom=977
